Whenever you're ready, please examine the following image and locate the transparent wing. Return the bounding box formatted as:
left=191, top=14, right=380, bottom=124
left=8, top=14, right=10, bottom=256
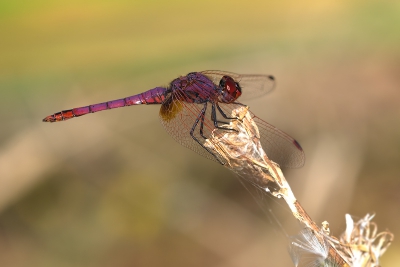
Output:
left=253, top=113, right=305, bottom=168
left=160, top=88, right=304, bottom=168
left=217, top=102, right=305, bottom=168
left=159, top=89, right=228, bottom=165
left=201, top=70, right=275, bottom=101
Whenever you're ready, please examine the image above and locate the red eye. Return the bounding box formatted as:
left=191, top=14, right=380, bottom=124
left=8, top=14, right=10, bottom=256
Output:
left=225, top=79, right=236, bottom=94
left=219, top=76, right=242, bottom=103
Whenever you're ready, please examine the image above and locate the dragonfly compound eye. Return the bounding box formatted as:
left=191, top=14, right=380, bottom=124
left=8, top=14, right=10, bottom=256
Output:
left=235, top=82, right=242, bottom=93
left=220, top=76, right=242, bottom=103
left=219, top=78, right=226, bottom=89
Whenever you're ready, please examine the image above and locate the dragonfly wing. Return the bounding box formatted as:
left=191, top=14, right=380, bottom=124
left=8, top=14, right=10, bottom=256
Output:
left=159, top=91, right=227, bottom=164
left=159, top=91, right=304, bottom=168
left=201, top=70, right=275, bottom=101
left=252, top=113, right=305, bottom=168
left=217, top=103, right=305, bottom=168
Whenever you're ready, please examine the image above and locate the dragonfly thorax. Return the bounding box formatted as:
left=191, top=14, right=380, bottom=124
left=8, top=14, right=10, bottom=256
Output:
left=170, top=72, right=218, bottom=103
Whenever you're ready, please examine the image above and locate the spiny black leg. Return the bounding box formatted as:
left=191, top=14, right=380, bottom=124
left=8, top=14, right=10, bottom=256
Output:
left=190, top=104, right=224, bottom=165
left=231, top=101, right=246, bottom=107
left=199, top=103, right=207, bottom=140
left=190, top=103, right=206, bottom=137
left=216, top=103, right=238, bottom=120
left=211, top=103, right=238, bottom=132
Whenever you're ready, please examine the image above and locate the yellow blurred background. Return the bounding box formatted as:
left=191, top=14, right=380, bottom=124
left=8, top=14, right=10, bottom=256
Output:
left=1, top=0, right=399, bottom=266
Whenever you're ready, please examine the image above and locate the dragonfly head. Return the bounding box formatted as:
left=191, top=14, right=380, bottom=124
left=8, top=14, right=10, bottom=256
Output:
left=218, top=75, right=242, bottom=103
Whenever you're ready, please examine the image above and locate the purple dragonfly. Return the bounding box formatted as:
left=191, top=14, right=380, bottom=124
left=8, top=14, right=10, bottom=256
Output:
left=43, top=70, right=304, bottom=167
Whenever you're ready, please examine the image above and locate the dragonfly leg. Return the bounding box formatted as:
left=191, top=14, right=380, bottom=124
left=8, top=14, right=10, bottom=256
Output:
left=231, top=101, right=247, bottom=107
left=198, top=104, right=207, bottom=140
left=211, top=103, right=238, bottom=132
left=190, top=103, right=225, bottom=165
left=216, top=103, right=239, bottom=120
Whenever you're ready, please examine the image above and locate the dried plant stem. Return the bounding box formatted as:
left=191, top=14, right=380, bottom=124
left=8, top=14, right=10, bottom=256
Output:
left=204, top=105, right=387, bottom=267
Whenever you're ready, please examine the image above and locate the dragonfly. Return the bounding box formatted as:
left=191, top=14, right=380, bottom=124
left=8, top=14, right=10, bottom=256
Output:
left=43, top=70, right=305, bottom=168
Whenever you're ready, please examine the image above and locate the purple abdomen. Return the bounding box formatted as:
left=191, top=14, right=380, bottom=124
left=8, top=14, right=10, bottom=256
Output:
left=43, top=87, right=167, bottom=122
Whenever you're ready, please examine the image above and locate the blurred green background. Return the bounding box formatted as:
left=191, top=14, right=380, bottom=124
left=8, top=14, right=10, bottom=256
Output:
left=1, top=0, right=400, bottom=266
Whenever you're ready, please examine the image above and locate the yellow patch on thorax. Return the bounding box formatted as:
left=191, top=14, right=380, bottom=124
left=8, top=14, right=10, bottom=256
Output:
left=159, top=98, right=183, bottom=122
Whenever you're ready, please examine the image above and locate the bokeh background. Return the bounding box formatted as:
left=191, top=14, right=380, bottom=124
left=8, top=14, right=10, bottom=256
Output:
left=1, top=0, right=399, bottom=266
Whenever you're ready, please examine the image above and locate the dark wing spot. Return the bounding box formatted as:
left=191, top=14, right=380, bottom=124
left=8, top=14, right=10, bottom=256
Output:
left=293, top=139, right=303, bottom=151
